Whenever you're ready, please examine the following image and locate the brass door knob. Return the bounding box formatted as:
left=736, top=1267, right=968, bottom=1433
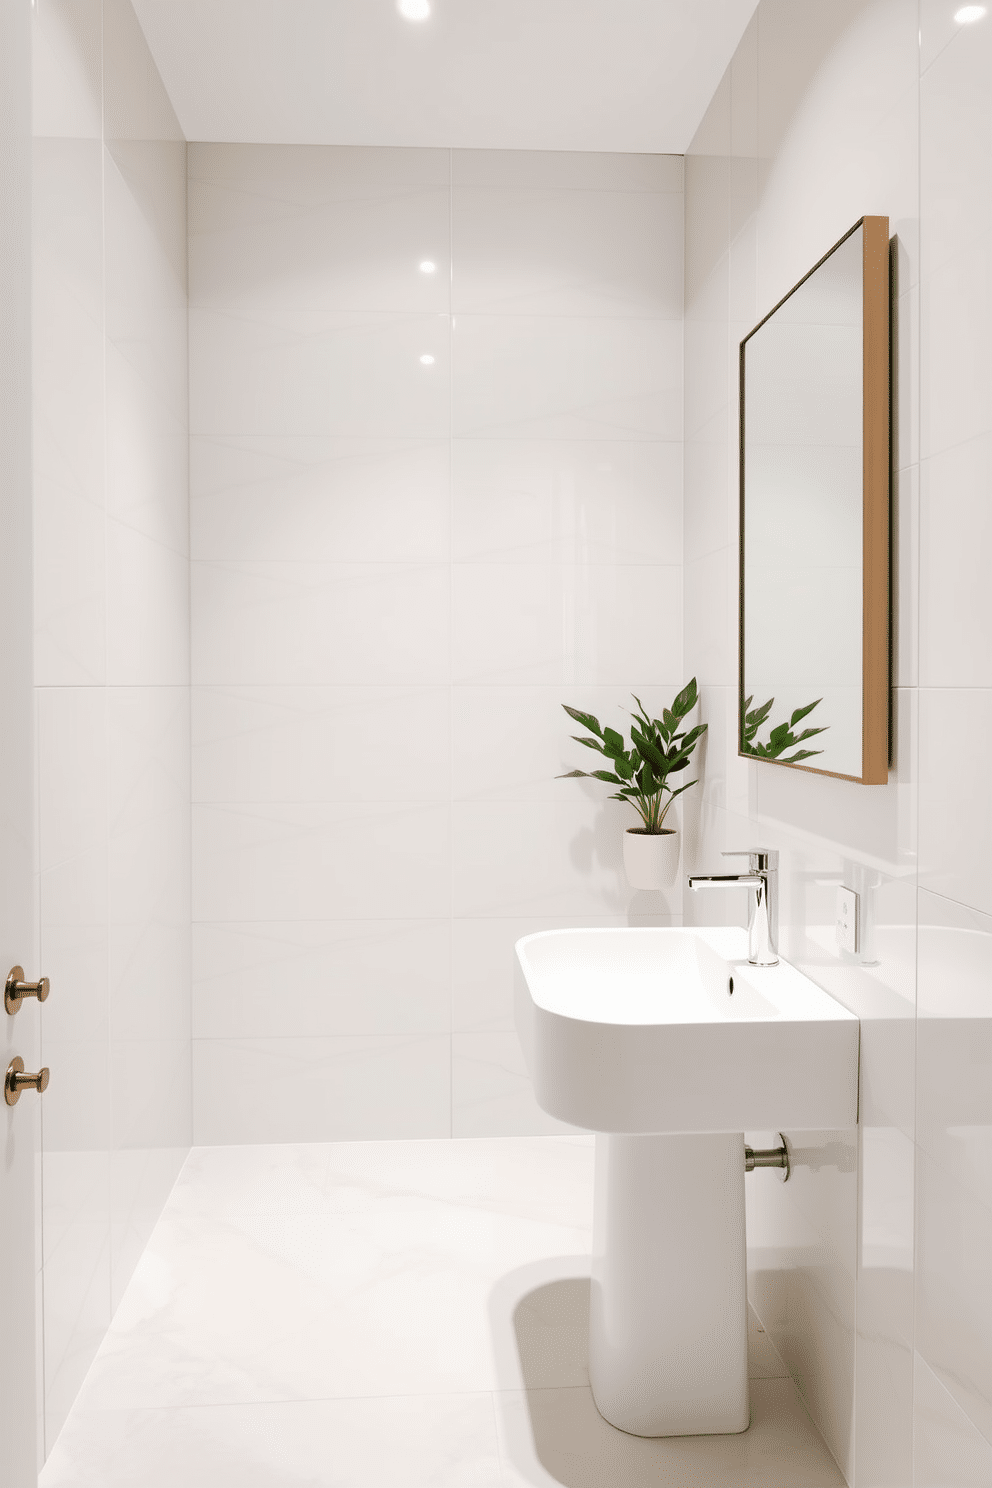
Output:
left=5, top=966, right=50, bottom=1015
left=4, top=1057, right=50, bottom=1106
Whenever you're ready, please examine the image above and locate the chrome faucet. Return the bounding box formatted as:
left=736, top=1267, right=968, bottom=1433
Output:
left=688, top=850, right=779, bottom=967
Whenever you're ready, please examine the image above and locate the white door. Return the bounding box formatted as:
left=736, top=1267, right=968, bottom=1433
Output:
left=1, top=0, right=42, bottom=1482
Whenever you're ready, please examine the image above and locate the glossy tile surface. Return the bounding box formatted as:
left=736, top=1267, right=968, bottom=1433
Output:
left=33, top=0, right=192, bottom=1453
left=682, top=1, right=927, bottom=1481
left=42, top=1139, right=845, bottom=1487
left=189, top=142, right=687, bottom=1143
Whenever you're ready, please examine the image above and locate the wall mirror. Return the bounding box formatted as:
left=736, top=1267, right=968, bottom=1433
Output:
left=739, top=216, right=890, bottom=784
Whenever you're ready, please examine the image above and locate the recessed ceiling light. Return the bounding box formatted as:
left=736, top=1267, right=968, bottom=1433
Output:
left=954, top=4, right=986, bottom=20
left=419, top=354, right=435, bottom=365
left=419, top=260, right=437, bottom=274
left=398, top=0, right=431, bottom=20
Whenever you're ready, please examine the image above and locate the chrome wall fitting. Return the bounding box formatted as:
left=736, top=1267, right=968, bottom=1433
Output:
left=4, top=1057, right=50, bottom=1106
left=744, top=1133, right=790, bottom=1182
left=5, top=966, right=50, bottom=1015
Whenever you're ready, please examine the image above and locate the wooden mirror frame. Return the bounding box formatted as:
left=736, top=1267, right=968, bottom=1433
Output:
left=738, top=215, right=891, bottom=785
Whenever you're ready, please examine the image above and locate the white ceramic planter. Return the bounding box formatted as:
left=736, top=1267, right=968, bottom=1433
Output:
left=623, top=827, right=679, bottom=890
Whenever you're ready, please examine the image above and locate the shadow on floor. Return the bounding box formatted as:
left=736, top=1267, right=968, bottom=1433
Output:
left=492, top=1268, right=845, bottom=1488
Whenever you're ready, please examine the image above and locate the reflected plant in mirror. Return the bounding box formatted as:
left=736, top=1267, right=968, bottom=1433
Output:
left=741, top=695, right=828, bottom=763
left=739, top=215, right=890, bottom=784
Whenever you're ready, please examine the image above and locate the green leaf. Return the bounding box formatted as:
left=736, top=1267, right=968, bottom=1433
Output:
left=680, top=723, right=708, bottom=749
left=666, top=778, right=698, bottom=802
left=556, top=769, right=592, bottom=778
left=792, top=725, right=828, bottom=743
left=789, top=698, right=823, bottom=728
left=746, top=698, right=774, bottom=728
left=572, top=735, right=606, bottom=754
left=602, top=726, right=626, bottom=757
left=671, top=677, right=698, bottom=717
left=590, top=769, right=623, bottom=785
left=562, top=705, right=602, bottom=736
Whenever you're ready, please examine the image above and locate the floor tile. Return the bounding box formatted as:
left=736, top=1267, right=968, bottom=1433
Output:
left=495, top=1379, right=846, bottom=1488
left=42, top=1392, right=503, bottom=1488
left=46, top=1137, right=846, bottom=1488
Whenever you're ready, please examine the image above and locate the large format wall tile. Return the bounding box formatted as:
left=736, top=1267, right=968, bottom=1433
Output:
left=450, top=439, right=681, bottom=567
left=33, top=136, right=106, bottom=687
left=191, top=436, right=450, bottom=564
left=189, top=139, right=686, bottom=1145
left=193, top=802, right=451, bottom=923
left=190, top=309, right=451, bottom=440
left=188, top=143, right=450, bottom=317
left=192, top=685, right=451, bottom=804
left=34, top=0, right=191, bottom=1453
left=919, top=687, right=992, bottom=916
left=192, top=561, right=450, bottom=687
left=683, top=2, right=925, bottom=1481
left=450, top=562, right=681, bottom=686
left=451, top=184, right=683, bottom=319
left=192, top=1036, right=451, bottom=1145
left=452, top=314, right=681, bottom=441
left=914, top=1352, right=992, bottom=1488
left=915, top=890, right=992, bottom=1446
left=192, top=920, right=451, bottom=1039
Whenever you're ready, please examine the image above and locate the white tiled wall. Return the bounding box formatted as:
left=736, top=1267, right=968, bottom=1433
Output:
left=189, top=144, right=686, bottom=1143
left=684, top=1, right=992, bottom=1483
left=33, top=0, right=190, bottom=1454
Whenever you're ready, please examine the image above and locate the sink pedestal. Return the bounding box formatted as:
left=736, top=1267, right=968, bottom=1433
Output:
left=589, top=1132, right=749, bottom=1437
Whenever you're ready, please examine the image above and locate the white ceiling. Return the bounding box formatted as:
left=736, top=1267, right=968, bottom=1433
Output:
left=131, top=0, right=758, bottom=153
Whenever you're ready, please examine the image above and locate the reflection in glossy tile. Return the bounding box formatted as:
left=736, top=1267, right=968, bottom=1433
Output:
left=189, top=143, right=450, bottom=316
left=189, top=307, right=451, bottom=439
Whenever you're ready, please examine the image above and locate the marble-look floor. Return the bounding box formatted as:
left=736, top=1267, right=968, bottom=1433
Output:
left=41, top=1136, right=845, bottom=1487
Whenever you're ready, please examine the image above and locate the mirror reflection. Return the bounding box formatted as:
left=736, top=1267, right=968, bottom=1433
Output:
left=741, top=223, right=865, bottom=778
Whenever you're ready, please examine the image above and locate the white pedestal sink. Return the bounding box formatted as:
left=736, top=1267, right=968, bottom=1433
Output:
left=514, top=926, right=859, bottom=1438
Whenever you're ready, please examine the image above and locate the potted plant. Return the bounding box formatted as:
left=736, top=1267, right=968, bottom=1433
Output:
left=558, top=680, right=707, bottom=890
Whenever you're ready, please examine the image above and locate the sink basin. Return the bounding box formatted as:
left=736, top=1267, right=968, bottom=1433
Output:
left=515, top=925, right=860, bottom=1134
left=514, top=925, right=860, bottom=1440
